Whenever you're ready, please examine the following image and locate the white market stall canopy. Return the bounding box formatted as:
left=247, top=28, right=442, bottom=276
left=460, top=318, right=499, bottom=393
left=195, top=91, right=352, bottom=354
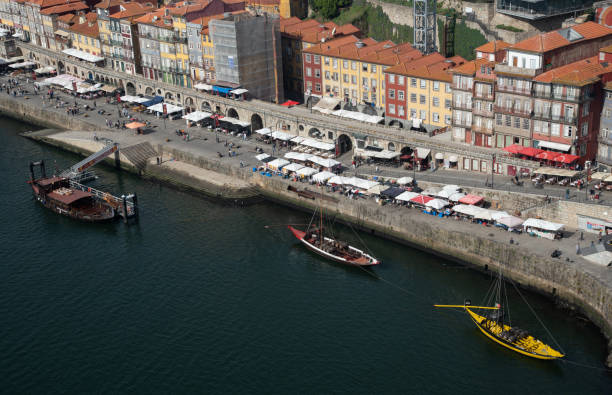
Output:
left=121, top=95, right=149, bottom=104
left=426, top=198, right=450, bottom=210
left=194, top=83, right=213, bottom=90
left=327, top=176, right=379, bottom=190
left=9, top=61, right=35, bottom=69
left=354, top=148, right=400, bottom=160
left=148, top=102, right=183, bottom=114
left=76, top=82, right=102, bottom=93
left=312, top=171, right=335, bottom=182
left=396, top=176, right=413, bottom=185
left=395, top=191, right=420, bottom=202
left=34, top=66, right=55, bottom=74
left=312, top=96, right=341, bottom=114
left=452, top=204, right=493, bottom=220
left=309, top=156, right=340, bottom=168
left=285, top=151, right=313, bottom=162
left=415, top=148, right=431, bottom=159
left=183, top=111, right=212, bottom=122
left=255, top=128, right=272, bottom=136
left=282, top=163, right=304, bottom=173
left=230, top=88, right=248, bottom=95
left=590, top=172, right=610, bottom=181
left=536, top=140, right=571, bottom=152
left=331, top=109, right=384, bottom=124
left=523, top=218, right=564, bottom=232
left=270, top=130, right=296, bottom=141
left=291, top=136, right=306, bottom=144
left=296, top=167, right=319, bottom=177
left=266, top=158, right=290, bottom=170
left=300, top=138, right=335, bottom=151
left=62, top=48, right=104, bottom=63
left=255, top=153, right=270, bottom=161
left=221, top=117, right=250, bottom=127
left=533, top=167, right=579, bottom=177
left=43, top=74, right=82, bottom=89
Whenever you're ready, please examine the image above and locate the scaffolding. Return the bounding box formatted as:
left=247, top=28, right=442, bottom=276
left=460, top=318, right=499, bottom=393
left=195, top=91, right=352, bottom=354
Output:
left=414, top=0, right=437, bottom=55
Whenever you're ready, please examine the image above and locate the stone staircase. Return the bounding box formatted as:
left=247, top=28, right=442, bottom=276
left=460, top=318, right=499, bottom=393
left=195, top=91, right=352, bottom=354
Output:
left=120, top=142, right=158, bottom=170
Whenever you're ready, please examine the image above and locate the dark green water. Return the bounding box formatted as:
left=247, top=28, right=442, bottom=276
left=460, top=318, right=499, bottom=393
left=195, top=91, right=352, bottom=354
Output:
left=1, top=117, right=611, bottom=393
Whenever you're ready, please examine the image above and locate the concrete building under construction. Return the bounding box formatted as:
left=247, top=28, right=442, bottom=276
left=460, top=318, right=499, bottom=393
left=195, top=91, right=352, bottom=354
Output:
left=209, top=12, right=284, bottom=103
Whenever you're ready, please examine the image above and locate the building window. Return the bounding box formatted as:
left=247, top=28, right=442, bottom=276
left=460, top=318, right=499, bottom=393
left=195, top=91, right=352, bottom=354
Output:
left=522, top=118, right=529, bottom=130
left=432, top=97, right=439, bottom=107
left=433, top=81, right=439, bottom=91
left=389, top=104, right=395, bottom=114
left=305, top=54, right=311, bottom=63
left=420, top=79, right=426, bottom=89
left=398, top=90, right=404, bottom=100
left=389, top=74, right=395, bottom=84
left=505, top=115, right=511, bottom=127
left=582, top=122, right=588, bottom=136
left=343, top=74, right=349, bottom=83
left=389, top=89, right=395, bottom=99
left=433, top=112, right=439, bottom=122
left=315, top=69, right=320, bottom=78
left=496, top=114, right=502, bottom=125
left=514, top=117, right=520, bottom=128
left=324, top=57, right=329, bottom=65
left=410, top=78, right=416, bottom=87
left=420, top=110, right=427, bottom=120
left=445, top=114, right=451, bottom=125
left=399, top=105, right=405, bottom=116
left=324, top=71, right=330, bottom=80
left=343, top=60, right=348, bottom=69
left=351, top=75, right=357, bottom=84
left=410, top=93, right=416, bottom=103
left=372, top=65, right=377, bottom=73
left=398, top=76, right=404, bottom=85
left=445, top=99, right=451, bottom=109
left=315, top=83, right=321, bottom=92
left=362, top=63, right=368, bottom=72
left=314, top=55, right=320, bottom=64
left=332, top=59, right=338, bottom=69
left=351, top=61, right=356, bottom=70
left=419, top=95, right=426, bottom=104
left=410, top=108, right=417, bottom=118
left=306, top=67, right=311, bottom=77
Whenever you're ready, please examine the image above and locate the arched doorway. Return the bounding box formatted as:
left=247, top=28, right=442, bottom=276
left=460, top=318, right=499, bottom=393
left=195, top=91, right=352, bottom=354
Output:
left=88, top=71, right=93, bottom=80
left=184, top=97, right=195, bottom=111
left=308, top=127, right=322, bottom=138
left=57, top=61, right=64, bottom=74
left=227, top=108, right=239, bottom=119
left=400, top=146, right=413, bottom=155
left=388, top=142, right=396, bottom=151
left=251, top=113, right=263, bottom=131
left=201, top=101, right=211, bottom=111
left=125, top=82, right=136, bottom=95
left=145, top=87, right=154, bottom=96
left=165, top=92, right=174, bottom=102
left=337, top=134, right=352, bottom=154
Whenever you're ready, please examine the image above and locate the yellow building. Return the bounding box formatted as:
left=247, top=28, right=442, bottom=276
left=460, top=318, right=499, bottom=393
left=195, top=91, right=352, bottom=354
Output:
left=305, top=39, right=419, bottom=110
left=384, top=53, right=465, bottom=130
left=70, top=13, right=101, bottom=56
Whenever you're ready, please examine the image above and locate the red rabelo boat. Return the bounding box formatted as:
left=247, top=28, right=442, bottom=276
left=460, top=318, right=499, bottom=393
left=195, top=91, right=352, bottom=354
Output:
left=288, top=200, right=380, bottom=266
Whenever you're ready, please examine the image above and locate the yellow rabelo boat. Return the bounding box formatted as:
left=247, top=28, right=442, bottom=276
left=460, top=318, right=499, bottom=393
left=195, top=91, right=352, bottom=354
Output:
left=435, top=302, right=564, bottom=360
left=435, top=268, right=564, bottom=360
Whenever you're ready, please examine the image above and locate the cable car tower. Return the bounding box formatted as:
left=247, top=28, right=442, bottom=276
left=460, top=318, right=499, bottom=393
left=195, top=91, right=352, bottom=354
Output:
left=414, top=0, right=437, bottom=55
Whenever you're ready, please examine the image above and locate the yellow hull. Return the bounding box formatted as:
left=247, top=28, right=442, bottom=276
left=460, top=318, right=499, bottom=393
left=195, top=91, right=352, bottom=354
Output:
left=466, top=308, right=564, bottom=360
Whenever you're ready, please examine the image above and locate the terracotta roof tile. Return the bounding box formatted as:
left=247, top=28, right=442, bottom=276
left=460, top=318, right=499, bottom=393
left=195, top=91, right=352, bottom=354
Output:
left=533, top=56, right=612, bottom=86
left=109, top=2, right=154, bottom=19
left=475, top=40, right=510, bottom=53
left=40, top=1, right=88, bottom=15
left=94, top=0, right=122, bottom=9
left=70, top=12, right=99, bottom=38
left=511, top=22, right=612, bottom=53
left=601, top=44, right=612, bottom=53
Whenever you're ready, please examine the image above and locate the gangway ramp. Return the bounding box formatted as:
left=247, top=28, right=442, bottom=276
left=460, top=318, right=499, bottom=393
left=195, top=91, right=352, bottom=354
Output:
left=60, top=140, right=119, bottom=179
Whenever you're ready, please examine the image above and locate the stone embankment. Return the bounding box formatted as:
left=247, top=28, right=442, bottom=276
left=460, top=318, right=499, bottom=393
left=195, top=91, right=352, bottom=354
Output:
left=6, top=98, right=612, bottom=367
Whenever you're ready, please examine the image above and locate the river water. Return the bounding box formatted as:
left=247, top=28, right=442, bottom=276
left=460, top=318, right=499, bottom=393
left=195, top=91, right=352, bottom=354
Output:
left=1, top=117, right=611, bottom=393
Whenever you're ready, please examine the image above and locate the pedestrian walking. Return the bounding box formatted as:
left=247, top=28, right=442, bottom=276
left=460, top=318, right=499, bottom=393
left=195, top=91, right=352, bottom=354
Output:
left=576, top=243, right=581, bottom=255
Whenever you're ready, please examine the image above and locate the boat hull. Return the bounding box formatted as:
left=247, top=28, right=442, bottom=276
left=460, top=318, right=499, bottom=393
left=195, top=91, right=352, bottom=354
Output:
left=466, top=308, right=564, bottom=360
left=33, top=190, right=116, bottom=222
left=288, top=226, right=380, bottom=267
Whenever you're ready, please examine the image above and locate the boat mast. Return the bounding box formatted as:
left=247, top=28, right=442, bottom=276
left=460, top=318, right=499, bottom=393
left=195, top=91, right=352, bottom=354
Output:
left=319, top=194, right=323, bottom=246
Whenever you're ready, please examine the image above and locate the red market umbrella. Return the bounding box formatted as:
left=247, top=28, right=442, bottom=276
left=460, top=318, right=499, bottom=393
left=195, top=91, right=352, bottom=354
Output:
left=520, top=147, right=544, bottom=157
left=553, top=153, right=580, bottom=164
left=535, top=151, right=562, bottom=161
left=409, top=195, right=433, bottom=205
left=281, top=100, right=299, bottom=107
left=125, top=122, right=146, bottom=129
left=503, top=144, right=525, bottom=154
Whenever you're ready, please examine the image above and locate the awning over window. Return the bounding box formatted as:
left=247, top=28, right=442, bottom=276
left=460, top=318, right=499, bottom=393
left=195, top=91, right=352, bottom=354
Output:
left=212, top=85, right=232, bottom=94
left=536, top=140, right=571, bottom=152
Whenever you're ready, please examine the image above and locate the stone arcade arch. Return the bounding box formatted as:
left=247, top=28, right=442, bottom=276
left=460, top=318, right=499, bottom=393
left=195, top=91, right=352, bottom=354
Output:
left=388, top=120, right=403, bottom=128
left=201, top=101, right=211, bottom=111
left=125, top=82, right=136, bottom=95
left=144, top=87, right=154, bottom=96
left=337, top=134, right=352, bottom=155
left=308, top=127, right=322, bottom=138
left=251, top=113, right=263, bottom=131
left=184, top=96, right=195, bottom=111
left=227, top=108, right=239, bottom=119
left=57, top=61, right=64, bottom=74
left=165, top=92, right=174, bottom=101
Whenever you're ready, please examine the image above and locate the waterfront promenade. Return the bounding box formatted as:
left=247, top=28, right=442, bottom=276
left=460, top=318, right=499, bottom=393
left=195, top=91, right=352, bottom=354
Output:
left=3, top=76, right=612, bottom=365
